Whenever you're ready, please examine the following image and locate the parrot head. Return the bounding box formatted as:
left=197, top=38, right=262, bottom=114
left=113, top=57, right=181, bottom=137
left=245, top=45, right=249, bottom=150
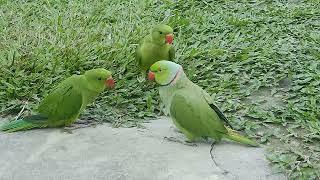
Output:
left=84, top=68, right=115, bottom=91
left=148, top=60, right=181, bottom=86
left=151, top=24, right=174, bottom=45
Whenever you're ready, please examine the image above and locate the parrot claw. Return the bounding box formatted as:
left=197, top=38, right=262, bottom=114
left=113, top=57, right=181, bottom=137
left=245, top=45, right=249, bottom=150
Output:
left=159, top=103, right=169, bottom=115
left=62, top=123, right=96, bottom=133
left=164, top=136, right=197, bottom=146
left=61, top=128, right=74, bottom=134
left=173, top=128, right=183, bottom=134
left=75, top=119, right=93, bottom=124
left=184, top=140, right=197, bottom=147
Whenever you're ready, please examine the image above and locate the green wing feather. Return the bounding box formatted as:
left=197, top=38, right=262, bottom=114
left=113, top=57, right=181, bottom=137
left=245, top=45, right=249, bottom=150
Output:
left=135, top=39, right=143, bottom=68
left=170, top=92, right=227, bottom=140
left=37, top=78, right=83, bottom=126
left=1, top=78, right=83, bottom=132
left=199, top=88, right=234, bottom=128
left=0, top=115, right=48, bottom=132
left=208, top=103, right=234, bottom=128
left=170, top=91, right=258, bottom=146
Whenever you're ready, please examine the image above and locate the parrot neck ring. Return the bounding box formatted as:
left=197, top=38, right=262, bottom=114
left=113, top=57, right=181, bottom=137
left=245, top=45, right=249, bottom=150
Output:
left=162, top=67, right=182, bottom=86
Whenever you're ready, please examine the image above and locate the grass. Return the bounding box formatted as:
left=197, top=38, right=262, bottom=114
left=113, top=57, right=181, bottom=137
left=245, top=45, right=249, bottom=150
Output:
left=0, top=0, right=319, bottom=179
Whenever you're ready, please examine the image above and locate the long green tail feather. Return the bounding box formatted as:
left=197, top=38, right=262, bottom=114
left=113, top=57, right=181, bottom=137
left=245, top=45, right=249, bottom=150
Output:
left=223, top=128, right=259, bottom=147
left=0, top=115, right=48, bottom=132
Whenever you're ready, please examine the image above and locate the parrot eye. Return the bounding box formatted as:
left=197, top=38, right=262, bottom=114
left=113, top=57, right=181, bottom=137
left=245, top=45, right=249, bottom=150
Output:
left=98, top=77, right=102, bottom=80
left=159, top=31, right=163, bottom=34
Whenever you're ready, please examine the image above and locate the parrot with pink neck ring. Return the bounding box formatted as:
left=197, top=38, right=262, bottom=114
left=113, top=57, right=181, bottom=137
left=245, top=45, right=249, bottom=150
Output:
left=148, top=60, right=258, bottom=147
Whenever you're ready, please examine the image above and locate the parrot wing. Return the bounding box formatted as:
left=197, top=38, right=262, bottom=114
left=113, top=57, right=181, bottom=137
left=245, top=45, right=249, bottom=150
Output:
left=200, top=88, right=234, bottom=128
left=37, top=79, right=83, bottom=122
left=1, top=78, right=83, bottom=132
left=135, top=39, right=144, bottom=67
left=170, top=93, right=227, bottom=137
left=208, top=103, right=233, bottom=128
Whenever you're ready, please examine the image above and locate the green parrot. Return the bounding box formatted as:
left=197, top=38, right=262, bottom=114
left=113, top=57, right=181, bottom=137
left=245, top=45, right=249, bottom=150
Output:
left=135, top=24, right=175, bottom=81
left=148, top=60, right=258, bottom=147
left=0, top=68, right=115, bottom=132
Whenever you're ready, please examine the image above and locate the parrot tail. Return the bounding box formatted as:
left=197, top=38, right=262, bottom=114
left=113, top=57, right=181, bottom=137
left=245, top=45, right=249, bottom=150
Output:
left=223, top=128, right=259, bottom=147
left=0, top=115, right=48, bottom=132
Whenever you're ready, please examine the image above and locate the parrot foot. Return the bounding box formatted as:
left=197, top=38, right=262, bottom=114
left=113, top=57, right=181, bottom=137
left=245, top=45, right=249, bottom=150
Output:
left=75, top=119, right=94, bottom=124
left=62, top=123, right=96, bottom=133
left=61, top=128, right=73, bottom=134
left=173, top=128, right=183, bottom=134
left=210, top=141, right=230, bottom=175
left=159, top=103, right=169, bottom=116
left=184, top=140, right=197, bottom=146
left=164, top=136, right=197, bottom=146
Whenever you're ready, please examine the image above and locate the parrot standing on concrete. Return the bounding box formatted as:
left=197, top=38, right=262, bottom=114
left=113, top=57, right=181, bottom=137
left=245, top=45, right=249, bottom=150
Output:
left=148, top=60, right=258, bottom=147
left=0, top=68, right=115, bottom=132
left=135, top=24, right=175, bottom=81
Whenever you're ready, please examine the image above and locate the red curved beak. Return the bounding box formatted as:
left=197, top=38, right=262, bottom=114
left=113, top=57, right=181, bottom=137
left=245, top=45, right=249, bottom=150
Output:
left=165, top=34, right=174, bottom=44
left=148, top=71, right=155, bottom=81
left=105, top=77, right=115, bottom=89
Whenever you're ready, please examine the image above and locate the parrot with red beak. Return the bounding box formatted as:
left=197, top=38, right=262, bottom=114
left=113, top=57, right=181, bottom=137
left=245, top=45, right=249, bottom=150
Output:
left=1, top=68, right=115, bottom=132
left=148, top=61, right=258, bottom=147
left=135, top=24, right=175, bottom=82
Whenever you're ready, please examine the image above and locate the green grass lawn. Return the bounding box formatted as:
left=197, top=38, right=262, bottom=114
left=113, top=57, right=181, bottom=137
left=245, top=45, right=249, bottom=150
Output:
left=0, top=0, right=319, bottom=179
